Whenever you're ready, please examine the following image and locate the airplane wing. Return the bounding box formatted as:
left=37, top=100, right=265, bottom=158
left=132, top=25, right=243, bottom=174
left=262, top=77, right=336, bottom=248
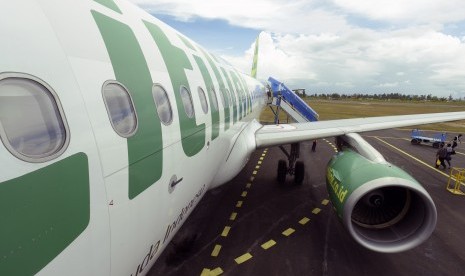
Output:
left=255, top=111, right=465, bottom=148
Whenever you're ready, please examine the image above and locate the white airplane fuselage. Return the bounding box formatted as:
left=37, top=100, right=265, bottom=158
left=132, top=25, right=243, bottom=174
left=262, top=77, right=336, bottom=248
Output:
left=0, top=1, right=265, bottom=275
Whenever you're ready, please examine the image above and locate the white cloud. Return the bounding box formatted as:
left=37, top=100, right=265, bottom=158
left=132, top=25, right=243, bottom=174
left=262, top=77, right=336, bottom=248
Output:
left=129, top=0, right=465, bottom=98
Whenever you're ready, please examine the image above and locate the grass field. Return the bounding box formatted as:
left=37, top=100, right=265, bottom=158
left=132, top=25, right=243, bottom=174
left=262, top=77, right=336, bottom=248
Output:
left=260, top=99, right=465, bottom=134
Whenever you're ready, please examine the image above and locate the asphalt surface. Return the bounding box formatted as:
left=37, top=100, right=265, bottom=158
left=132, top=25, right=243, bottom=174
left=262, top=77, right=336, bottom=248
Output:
left=148, top=128, right=465, bottom=276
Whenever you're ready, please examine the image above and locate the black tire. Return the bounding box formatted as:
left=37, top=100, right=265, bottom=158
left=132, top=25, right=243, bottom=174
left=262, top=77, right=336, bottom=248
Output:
left=411, top=139, right=420, bottom=145
left=277, top=159, right=287, bottom=184
left=294, top=161, right=305, bottom=184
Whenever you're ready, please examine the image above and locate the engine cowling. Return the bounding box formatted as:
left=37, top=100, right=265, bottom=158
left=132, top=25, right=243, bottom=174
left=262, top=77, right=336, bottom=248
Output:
left=326, top=149, right=437, bottom=253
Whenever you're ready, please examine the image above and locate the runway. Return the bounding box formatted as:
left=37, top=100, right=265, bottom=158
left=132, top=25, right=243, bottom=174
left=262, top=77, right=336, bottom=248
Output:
left=148, top=128, right=465, bottom=276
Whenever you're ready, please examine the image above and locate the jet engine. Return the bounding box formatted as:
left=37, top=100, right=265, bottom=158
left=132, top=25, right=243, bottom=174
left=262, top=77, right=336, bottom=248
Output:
left=326, top=133, right=437, bottom=253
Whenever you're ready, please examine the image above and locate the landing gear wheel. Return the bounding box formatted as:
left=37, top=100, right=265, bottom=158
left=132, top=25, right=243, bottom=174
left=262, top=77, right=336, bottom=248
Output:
left=294, top=161, right=304, bottom=184
left=277, top=159, right=287, bottom=184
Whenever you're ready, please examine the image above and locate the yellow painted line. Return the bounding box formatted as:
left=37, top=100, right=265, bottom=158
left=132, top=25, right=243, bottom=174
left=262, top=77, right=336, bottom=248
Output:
left=250, top=176, right=255, bottom=182
left=236, top=201, right=243, bottom=207
left=261, top=240, right=276, bottom=250
left=258, top=161, right=262, bottom=165
left=230, top=212, right=237, bottom=221
left=246, top=183, right=252, bottom=189
left=211, top=244, right=222, bottom=257
left=366, top=135, right=410, bottom=141
left=201, top=268, right=211, bottom=276
left=299, top=217, right=310, bottom=225
left=260, top=157, right=264, bottom=161
left=210, top=268, right=224, bottom=276
left=252, top=170, right=258, bottom=175
left=241, top=191, right=248, bottom=197
left=221, top=226, right=231, bottom=237
left=322, top=199, right=329, bottom=206
left=201, top=267, right=223, bottom=276
left=312, top=208, right=321, bottom=214
left=374, top=137, right=451, bottom=178
left=261, top=154, right=266, bottom=157
left=235, top=253, right=253, bottom=264
left=255, top=165, right=260, bottom=169
left=282, top=228, right=295, bottom=236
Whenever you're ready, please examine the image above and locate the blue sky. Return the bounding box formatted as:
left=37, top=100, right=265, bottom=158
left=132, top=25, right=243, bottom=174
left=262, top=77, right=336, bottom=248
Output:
left=130, top=0, right=465, bottom=98
left=154, top=14, right=260, bottom=56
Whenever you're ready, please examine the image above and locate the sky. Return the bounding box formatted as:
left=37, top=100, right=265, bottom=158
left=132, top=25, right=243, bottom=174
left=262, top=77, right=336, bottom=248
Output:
left=129, top=0, right=465, bottom=98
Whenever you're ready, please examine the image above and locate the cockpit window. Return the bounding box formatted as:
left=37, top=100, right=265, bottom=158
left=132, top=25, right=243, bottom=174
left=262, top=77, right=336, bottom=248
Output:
left=0, top=73, right=69, bottom=162
left=102, top=81, right=138, bottom=137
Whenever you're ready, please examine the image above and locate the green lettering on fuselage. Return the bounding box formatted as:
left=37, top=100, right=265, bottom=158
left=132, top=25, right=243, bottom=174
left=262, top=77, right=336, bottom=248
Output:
left=92, top=11, right=163, bottom=199
left=193, top=55, right=220, bottom=140
left=94, top=0, right=122, bottom=13
left=199, top=49, right=230, bottom=131
left=220, top=67, right=238, bottom=123
left=0, top=153, right=90, bottom=275
left=144, top=20, right=206, bottom=157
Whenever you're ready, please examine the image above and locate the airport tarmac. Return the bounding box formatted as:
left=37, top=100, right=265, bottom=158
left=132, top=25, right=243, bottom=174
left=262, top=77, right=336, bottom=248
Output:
left=148, top=128, right=465, bottom=276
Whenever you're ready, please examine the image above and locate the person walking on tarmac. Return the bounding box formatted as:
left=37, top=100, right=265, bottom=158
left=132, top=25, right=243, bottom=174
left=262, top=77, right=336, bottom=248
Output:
left=445, top=143, right=454, bottom=168
left=436, top=144, right=448, bottom=170
left=311, top=139, right=317, bottom=152
left=452, top=134, right=462, bottom=149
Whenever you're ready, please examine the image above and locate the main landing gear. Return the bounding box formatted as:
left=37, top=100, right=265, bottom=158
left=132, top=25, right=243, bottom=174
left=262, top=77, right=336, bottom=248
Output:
left=276, top=143, right=305, bottom=185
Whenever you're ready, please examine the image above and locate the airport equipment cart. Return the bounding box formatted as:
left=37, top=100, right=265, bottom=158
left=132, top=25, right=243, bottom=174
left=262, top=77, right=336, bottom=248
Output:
left=411, top=129, right=446, bottom=148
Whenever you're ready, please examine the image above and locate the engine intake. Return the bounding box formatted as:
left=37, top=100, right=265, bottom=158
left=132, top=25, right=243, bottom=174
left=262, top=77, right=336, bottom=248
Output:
left=326, top=134, right=437, bottom=253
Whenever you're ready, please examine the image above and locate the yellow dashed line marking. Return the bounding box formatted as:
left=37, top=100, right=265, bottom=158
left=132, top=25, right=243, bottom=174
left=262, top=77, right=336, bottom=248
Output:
left=299, top=217, right=310, bottom=225
left=230, top=212, right=237, bottom=221
left=282, top=228, right=295, bottom=236
left=261, top=154, right=266, bottom=157
left=201, top=268, right=210, bottom=276
left=312, top=208, right=321, bottom=214
left=321, top=199, right=329, bottom=206
left=246, top=183, right=252, bottom=189
left=252, top=170, right=258, bottom=175
left=235, top=253, right=253, bottom=264
left=261, top=240, right=276, bottom=250
left=260, top=157, right=264, bottom=161
left=201, top=267, right=224, bottom=276
left=241, top=191, right=248, bottom=197
left=250, top=176, right=255, bottom=182
left=221, top=226, right=231, bottom=237
left=236, top=201, right=243, bottom=207
left=258, top=161, right=262, bottom=165
left=255, top=165, right=260, bottom=169
left=211, top=244, right=222, bottom=257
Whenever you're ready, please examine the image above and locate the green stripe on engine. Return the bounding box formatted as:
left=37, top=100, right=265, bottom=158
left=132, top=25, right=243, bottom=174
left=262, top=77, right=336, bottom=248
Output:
left=0, top=153, right=90, bottom=275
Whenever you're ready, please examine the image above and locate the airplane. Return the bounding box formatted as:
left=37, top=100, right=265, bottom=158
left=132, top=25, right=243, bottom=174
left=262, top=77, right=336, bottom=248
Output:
left=2, top=1, right=465, bottom=275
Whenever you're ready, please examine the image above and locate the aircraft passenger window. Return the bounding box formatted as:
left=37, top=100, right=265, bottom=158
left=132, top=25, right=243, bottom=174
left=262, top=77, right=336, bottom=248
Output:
left=210, top=87, right=219, bottom=111
left=152, top=84, right=173, bottom=125
left=198, top=87, right=208, bottom=114
left=0, top=73, right=69, bottom=162
left=180, top=86, right=195, bottom=118
left=102, top=81, right=138, bottom=137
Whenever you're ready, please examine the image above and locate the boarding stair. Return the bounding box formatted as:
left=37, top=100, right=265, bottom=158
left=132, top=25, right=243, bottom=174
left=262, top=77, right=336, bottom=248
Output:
left=266, top=77, right=319, bottom=185
left=267, top=76, right=319, bottom=123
